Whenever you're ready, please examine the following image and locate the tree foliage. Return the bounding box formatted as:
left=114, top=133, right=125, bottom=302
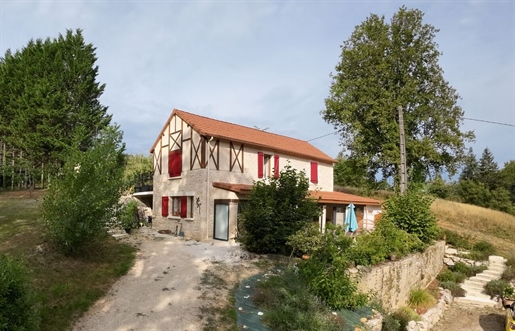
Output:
left=322, top=6, right=474, bottom=183
left=237, top=165, right=321, bottom=254
left=42, top=125, right=125, bottom=255
left=0, top=29, right=110, bottom=170
left=381, top=191, right=438, bottom=244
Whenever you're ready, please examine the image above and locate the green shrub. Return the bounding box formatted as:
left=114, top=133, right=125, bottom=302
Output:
left=468, top=241, right=496, bottom=261
left=391, top=306, right=420, bottom=330
left=408, top=289, right=436, bottom=310
left=381, top=314, right=401, bottom=331
left=0, top=255, right=39, bottom=331
left=506, top=256, right=515, bottom=268
left=449, top=261, right=486, bottom=277
left=287, top=223, right=324, bottom=255
left=439, top=281, right=466, bottom=297
left=437, top=270, right=466, bottom=283
left=298, top=226, right=367, bottom=310
left=119, top=200, right=140, bottom=230
left=484, top=279, right=511, bottom=298
left=43, top=125, right=126, bottom=255
left=441, top=230, right=472, bottom=250
left=254, top=270, right=341, bottom=331
left=381, top=191, right=439, bottom=244
left=237, top=165, right=321, bottom=254
left=502, top=266, right=515, bottom=281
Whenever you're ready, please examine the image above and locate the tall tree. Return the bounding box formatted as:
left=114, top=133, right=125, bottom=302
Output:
left=0, top=29, right=110, bottom=170
left=322, top=7, right=474, bottom=183
left=477, top=147, right=499, bottom=190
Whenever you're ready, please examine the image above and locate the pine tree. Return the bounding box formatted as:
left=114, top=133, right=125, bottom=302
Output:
left=0, top=29, right=110, bottom=170
left=459, top=147, right=479, bottom=181
left=477, top=147, right=499, bottom=190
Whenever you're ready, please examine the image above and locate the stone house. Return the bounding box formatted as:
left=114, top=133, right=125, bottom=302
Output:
left=147, top=109, right=381, bottom=241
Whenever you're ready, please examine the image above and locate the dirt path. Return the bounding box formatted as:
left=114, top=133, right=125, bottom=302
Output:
left=433, top=302, right=505, bottom=331
left=72, top=229, right=256, bottom=331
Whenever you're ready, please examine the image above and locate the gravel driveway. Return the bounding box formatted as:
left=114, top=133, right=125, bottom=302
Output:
left=72, top=228, right=248, bottom=331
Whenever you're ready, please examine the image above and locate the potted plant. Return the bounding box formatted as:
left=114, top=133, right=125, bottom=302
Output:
left=120, top=201, right=139, bottom=234
left=502, top=286, right=515, bottom=307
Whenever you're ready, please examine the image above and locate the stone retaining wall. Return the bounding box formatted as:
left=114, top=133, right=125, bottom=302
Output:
left=356, top=241, right=446, bottom=310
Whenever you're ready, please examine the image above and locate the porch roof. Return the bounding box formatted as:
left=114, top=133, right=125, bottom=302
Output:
left=212, top=182, right=382, bottom=206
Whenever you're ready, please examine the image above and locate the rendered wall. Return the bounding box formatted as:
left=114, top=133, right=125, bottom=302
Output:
left=357, top=241, right=445, bottom=310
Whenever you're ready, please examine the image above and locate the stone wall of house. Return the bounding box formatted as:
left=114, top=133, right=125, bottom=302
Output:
left=356, top=241, right=445, bottom=310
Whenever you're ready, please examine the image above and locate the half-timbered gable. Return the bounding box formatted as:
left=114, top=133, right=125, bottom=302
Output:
left=149, top=109, right=380, bottom=241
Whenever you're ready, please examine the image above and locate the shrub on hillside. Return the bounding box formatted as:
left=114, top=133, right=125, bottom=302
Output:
left=439, top=281, right=465, bottom=297
left=440, top=230, right=472, bottom=250
left=381, top=191, right=439, bottom=244
left=0, top=255, right=39, bottom=331
left=298, top=226, right=367, bottom=309
left=484, top=279, right=511, bottom=298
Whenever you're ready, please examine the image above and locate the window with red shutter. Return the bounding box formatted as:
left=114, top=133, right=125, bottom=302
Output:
left=180, top=196, right=187, bottom=218
left=257, top=152, right=264, bottom=178
left=310, top=161, right=318, bottom=184
left=161, top=196, right=169, bottom=216
left=274, top=155, right=280, bottom=178
left=168, top=150, right=182, bottom=177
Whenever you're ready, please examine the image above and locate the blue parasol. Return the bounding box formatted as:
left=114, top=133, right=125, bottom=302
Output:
left=345, top=203, right=358, bottom=233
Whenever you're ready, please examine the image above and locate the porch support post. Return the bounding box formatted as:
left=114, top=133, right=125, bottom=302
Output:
left=320, top=205, right=327, bottom=233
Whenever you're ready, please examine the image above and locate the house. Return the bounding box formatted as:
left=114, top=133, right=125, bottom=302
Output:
left=148, top=109, right=381, bottom=241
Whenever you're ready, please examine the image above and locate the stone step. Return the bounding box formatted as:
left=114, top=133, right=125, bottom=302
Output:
left=488, top=265, right=506, bottom=273
left=462, top=283, right=486, bottom=293
left=454, top=295, right=498, bottom=307
left=482, top=269, right=504, bottom=277
left=470, top=274, right=499, bottom=282
left=489, top=255, right=508, bottom=263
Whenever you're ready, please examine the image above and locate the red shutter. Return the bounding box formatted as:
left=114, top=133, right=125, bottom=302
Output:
left=257, top=152, right=264, bottom=178
left=168, top=152, right=173, bottom=176
left=169, top=150, right=182, bottom=177
left=180, top=196, right=187, bottom=218
left=161, top=196, right=169, bottom=216
left=274, top=155, right=280, bottom=178
left=310, top=161, right=318, bottom=184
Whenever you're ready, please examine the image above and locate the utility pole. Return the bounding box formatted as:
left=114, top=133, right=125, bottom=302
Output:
left=398, top=105, right=408, bottom=194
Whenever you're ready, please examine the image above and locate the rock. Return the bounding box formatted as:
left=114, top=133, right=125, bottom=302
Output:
left=444, top=258, right=455, bottom=266
left=359, top=317, right=368, bottom=323
left=445, top=247, right=458, bottom=255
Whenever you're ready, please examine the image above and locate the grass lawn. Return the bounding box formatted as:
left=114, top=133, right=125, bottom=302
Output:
left=432, top=198, right=515, bottom=257
left=0, top=189, right=136, bottom=331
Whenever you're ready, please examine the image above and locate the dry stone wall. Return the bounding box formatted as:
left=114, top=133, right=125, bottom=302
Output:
left=356, top=241, right=445, bottom=310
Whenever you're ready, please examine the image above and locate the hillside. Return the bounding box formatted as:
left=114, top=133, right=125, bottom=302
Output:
left=432, top=198, right=515, bottom=257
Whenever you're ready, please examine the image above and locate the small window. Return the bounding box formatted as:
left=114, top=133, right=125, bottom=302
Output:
left=263, top=155, right=271, bottom=178
left=171, top=196, right=193, bottom=218
left=172, top=197, right=181, bottom=216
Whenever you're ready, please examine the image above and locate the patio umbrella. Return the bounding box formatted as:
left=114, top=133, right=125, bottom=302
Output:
left=345, top=203, right=358, bottom=233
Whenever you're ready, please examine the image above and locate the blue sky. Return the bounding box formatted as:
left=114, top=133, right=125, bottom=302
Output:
left=1, top=1, right=514, bottom=172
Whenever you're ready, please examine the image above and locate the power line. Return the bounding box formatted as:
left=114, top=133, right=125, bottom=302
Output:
left=463, top=117, right=515, bottom=128
left=307, top=132, right=337, bottom=142
left=307, top=117, right=515, bottom=142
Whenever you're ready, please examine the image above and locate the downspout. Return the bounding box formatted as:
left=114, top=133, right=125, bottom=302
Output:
left=206, top=136, right=214, bottom=239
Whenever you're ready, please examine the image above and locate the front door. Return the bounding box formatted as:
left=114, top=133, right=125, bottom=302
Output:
left=214, top=203, right=229, bottom=241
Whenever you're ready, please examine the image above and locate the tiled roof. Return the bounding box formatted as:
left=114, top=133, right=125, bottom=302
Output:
left=150, top=109, right=335, bottom=164
left=212, top=182, right=253, bottom=194
left=212, top=182, right=382, bottom=206
left=310, top=191, right=382, bottom=206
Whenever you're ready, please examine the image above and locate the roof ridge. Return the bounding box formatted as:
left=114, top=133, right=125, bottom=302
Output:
left=175, top=109, right=310, bottom=143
